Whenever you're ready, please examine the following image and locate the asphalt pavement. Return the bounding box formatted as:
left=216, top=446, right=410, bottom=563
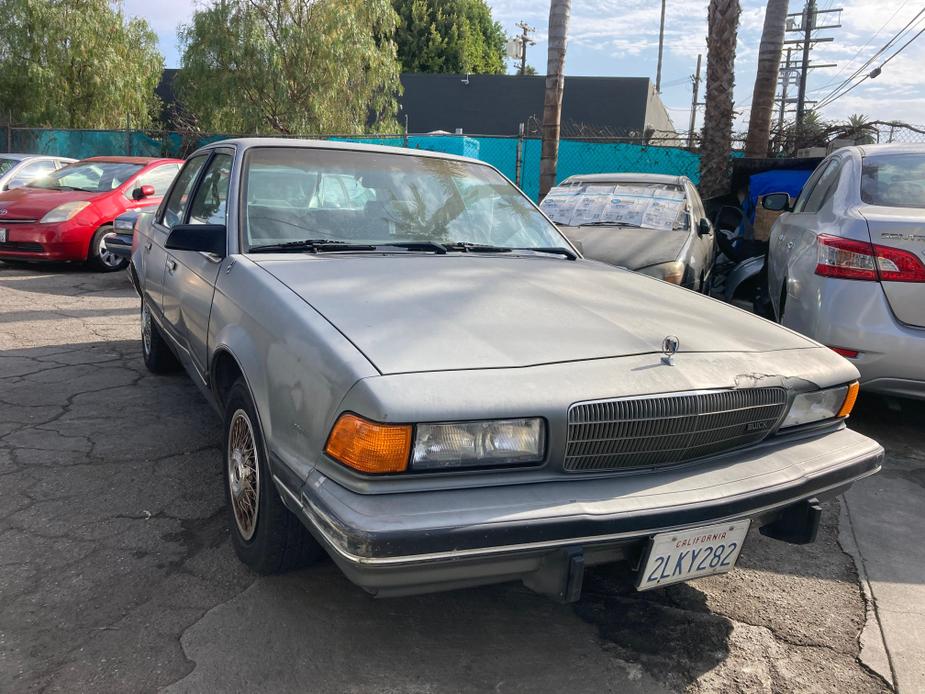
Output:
left=0, top=262, right=915, bottom=693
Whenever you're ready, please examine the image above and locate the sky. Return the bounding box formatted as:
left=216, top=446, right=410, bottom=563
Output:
left=126, top=0, right=925, bottom=132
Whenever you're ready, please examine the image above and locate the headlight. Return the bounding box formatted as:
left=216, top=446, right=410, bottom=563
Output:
left=780, top=382, right=859, bottom=428
left=40, top=201, right=91, bottom=224
left=637, top=260, right=685, bottom=284
left=412, top=418, right=545, bottom=470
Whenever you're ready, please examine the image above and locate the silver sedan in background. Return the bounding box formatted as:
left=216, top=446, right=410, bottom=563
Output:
left=766, top=143, right=925, bottom=400
left=540, top=173, right=715, bottom=291
left=0, top=153, right=75, bottom=191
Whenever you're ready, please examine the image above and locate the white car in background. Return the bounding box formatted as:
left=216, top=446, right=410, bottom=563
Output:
left=0, top=154, right=75, bottom=191
left=766, top=143, right=925, bottom=400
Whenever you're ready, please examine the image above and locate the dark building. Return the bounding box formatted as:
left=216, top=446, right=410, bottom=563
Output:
left=156, top=70, right=677, bottom=138
left=398, top=73, right=676, bottom=138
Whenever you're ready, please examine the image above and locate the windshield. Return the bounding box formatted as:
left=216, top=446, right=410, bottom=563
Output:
left=28, top=161, right=143, bottom=193
left=241, top=147, right=566, bottom=250
left=861, top=153, right=925, bottom=208
left=540, top=182, right=688, bottom=230
left=0, top=159, right=17, bottom=176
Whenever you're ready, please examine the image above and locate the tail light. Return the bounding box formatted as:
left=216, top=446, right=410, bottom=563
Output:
left=816, top=234, right=925, bottom=282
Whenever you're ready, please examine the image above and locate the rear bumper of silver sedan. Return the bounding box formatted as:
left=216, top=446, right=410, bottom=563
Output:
left=278, top=426, right=882, bottom=600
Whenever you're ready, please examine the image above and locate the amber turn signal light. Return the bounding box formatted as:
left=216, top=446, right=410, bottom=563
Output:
left=324, top=413, right=412, bottom=474
left=837, top=381, right=860, bottom=418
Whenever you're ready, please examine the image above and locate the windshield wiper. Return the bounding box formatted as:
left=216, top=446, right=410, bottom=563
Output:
left=577, top=221, right=641, bottom=228
left=445, top=242, right=513, bottom=254
left=247, top=239, right=449, bottom=254
left=512, top=246, right=578, bottom=260
left=248, top=239, right=363, bottom=253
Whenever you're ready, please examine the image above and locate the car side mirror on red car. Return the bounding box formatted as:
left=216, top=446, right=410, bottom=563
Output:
left=132, top=185, right=156, bottom=200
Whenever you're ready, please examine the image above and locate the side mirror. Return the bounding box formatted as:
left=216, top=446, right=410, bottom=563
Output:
left=698, top=218, right=712, bottom=236
left=762, top=193, right=792, bottom=212
left=132, top=184, right=156, bottom=200
left=165, top=224, right=226, bottom=257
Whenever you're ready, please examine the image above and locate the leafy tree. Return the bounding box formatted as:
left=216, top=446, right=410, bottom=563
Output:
left=0, top=0, right=163, bottom=129
left=392, top=0, right=506, bottom=74
left=176, top=0, right=401, bottom=135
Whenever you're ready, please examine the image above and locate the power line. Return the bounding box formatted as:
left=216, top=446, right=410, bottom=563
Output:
left=816, top=22, right=925, bottom=110
left=813, top=6, right=925, bottom=107
left=810, top=0, right=908, bottom=92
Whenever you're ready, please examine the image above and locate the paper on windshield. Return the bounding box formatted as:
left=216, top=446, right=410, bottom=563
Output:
left=541, top=183, right=686, bottom=230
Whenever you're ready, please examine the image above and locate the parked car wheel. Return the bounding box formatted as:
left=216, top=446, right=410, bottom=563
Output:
left=87, top=225, right=129, bottom=272
left=141, top=299, right=180, bottom=374
left=223, top=379, right=323, bottom=574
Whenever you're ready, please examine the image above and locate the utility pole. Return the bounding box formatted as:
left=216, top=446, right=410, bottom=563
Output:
left=778, top=48, right=793, bottom=147
left=515, top=21, right=536, bottom=76
left=795, top=0, right=814, bottom=128
left=656, top=0, right=667, bottom=92
left=687, top=53, right=702, bottom=149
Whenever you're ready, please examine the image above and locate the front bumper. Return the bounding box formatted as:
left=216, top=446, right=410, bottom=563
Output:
left=0, top=220, right=91, bottom=262
left=279, top=426, right=882, bottom=598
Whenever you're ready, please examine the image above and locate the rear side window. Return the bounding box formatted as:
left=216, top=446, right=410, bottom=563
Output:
left=861, top=153, right=925, bottom=208
left=161, top=156, right=208, bottom=229
left=792, top=161, right=830, bottom=213
left=795, top=159, right=842, bottom=214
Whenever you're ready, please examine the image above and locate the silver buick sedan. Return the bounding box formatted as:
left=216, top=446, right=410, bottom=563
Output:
left=766, top=144, right=925, bottom=400
left=130, top=139, right=881, bottom=601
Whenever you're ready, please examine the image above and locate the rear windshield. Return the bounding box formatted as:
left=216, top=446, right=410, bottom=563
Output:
left=241, top=147, right=565, bottom=250
left=861, top=153, right=925, bottom=208
left=540, top=182, right=688, bottom=230
left=28, top=161, right=143, bottom=193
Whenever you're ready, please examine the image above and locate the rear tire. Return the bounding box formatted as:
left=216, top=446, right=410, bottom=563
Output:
left=141, top=298, right=180, bottom=374
left=87, top=225, right=129, bottom=272
left=223, top=379, right=323, bottom=574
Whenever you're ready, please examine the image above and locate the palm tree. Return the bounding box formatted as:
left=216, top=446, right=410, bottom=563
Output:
left=844, top=114, right=877, bottom=144
left=539, top=0, right=571, bottom=200
left=744, top=0, right=788, bottom=157
left=699, top=0, right=741, bottom=199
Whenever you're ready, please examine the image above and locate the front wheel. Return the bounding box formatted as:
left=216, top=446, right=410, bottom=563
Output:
left=223, top=379, right=323, bottom=574
left=87, top=225, right=128, bottom=272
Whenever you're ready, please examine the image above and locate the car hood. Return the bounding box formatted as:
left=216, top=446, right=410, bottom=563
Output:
left=0, top=186, right=99, bottom=219
left=559, top=226, right=689, bottom=269
left=256, top=255, right=816, bottom=375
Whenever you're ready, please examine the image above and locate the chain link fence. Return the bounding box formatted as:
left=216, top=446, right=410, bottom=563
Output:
left=2, top=124, right=710, bottom=200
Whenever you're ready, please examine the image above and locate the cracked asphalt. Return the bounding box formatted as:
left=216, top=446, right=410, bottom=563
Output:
left=0, top=262, right=900, bottom=693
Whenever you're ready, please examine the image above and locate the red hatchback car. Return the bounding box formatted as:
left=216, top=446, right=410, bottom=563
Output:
left=0, top=156, right=182, bottom=271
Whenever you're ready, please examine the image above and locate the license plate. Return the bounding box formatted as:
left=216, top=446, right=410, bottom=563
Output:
left=637, top=520, right=750, bottom=591
left=0, top=228, right=6, bottom=243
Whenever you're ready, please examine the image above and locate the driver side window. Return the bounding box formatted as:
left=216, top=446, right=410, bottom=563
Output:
left=793, top=160, right=831, bottom=214
left=161, top=155, right=208, bottom=229
left=189, top=154, right=233, bottom=225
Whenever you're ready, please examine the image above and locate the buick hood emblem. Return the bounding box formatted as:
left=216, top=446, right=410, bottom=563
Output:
left=661, top=335, right=680, bottom=365
left=0, top=209, right=7, bottom=216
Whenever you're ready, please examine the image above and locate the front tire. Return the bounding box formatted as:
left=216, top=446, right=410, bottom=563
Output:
left=223, top=379, right=323, bottom=574
left=87, top=225, right=128, bottom=272
left=141, top=298, right=180, bottom=373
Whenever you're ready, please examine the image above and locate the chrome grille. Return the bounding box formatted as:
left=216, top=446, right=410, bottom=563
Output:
left=564, top=387, right=788, bottom=472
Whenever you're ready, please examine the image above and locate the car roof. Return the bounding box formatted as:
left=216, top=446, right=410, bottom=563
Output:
left=854, top=143, right=925, bottom=157
left=1, top=153, right=73, bottom=162
left=194, top=137, right=487, bottom=167
left=77, top=156, right=182, bottom=165
left=561, top=172, right=686, bottom=186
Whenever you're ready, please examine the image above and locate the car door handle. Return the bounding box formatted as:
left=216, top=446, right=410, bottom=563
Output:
left=144, top=241, right=152, bottom=252
left=166, top=259, right=177, bottom=273
left=786, top=241, right=794, bottom=250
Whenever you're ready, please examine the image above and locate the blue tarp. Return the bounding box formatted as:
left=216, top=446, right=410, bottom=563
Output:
left=744, top=169, right=813, bottom=223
